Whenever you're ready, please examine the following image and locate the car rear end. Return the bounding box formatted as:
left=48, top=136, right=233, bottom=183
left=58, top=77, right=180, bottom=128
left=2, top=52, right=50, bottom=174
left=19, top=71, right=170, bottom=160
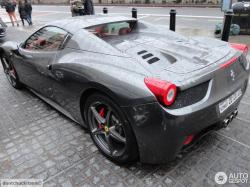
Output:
left=0, top=20, right=7, bottom=38
left=0, top=27, right=6, bottom=38
left=93, top=20, right=249, bottom=163
left=124, top=44, right=249, bottom=164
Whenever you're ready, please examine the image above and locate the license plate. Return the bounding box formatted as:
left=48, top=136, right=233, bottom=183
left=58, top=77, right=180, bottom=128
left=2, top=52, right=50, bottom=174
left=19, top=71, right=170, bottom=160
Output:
left=219, top=89, right=242, bottom=113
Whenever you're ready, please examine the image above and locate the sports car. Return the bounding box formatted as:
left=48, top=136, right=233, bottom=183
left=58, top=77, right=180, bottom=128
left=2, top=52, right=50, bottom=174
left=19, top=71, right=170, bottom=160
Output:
left=0, top=19, right=7, bottom=38
left=0, top=15, right=249, bottom=164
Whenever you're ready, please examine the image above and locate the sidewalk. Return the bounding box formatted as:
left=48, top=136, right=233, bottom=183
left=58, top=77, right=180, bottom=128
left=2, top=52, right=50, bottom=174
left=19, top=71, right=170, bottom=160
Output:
left=32, top=3, right=220, bottom=8
left=177, top=28, right=250, bottom=53
left=94, top=3, right=220, bottom=8
left=0, top=9, right=21, bottom=24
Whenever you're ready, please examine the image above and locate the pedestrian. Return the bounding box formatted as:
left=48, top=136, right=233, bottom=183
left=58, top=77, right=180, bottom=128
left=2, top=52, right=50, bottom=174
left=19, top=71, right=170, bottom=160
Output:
left=5, top=0, right=19, bottom=27
left=24, top=0, right=32, bottom=25
left=18, top=0, right=31, bottom=26
left=70, top=0, right=78, bottom=17
left=84, top=0, right=94, bottom=15
left=70, top=0, right=84, bottom=17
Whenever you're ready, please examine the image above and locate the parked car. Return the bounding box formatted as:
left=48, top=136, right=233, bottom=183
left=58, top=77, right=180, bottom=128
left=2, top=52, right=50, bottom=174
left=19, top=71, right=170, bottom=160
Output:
left=0, top=26, right=6, bottom=38
left=0, top=18, right=6, bottom=38
left=0, top=16, right=249, bottom=164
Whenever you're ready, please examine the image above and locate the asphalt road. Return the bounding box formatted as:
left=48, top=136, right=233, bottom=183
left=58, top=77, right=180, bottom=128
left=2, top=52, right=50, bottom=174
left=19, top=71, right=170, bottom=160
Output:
left=1, top=5, right=224, bottom=30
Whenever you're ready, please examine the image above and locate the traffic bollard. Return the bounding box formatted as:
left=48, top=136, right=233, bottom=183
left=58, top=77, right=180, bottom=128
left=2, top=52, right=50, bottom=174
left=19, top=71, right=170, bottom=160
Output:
left=221, top=10, right=234, bottom=42
left=170, top=9, right=176, bottom=32
left=132, top=8, right=137, bottom=19
left=103, top=7, right=108, bottom=14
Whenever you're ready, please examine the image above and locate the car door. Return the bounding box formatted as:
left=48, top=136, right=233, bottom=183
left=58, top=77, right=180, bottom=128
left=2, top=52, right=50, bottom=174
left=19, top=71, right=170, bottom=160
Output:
left=15, top=26, right=68, bottom=97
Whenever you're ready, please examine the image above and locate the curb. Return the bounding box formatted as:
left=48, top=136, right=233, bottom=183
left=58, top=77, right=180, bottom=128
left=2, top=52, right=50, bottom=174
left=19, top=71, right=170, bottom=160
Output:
left=94, top=3, right=220, bottom=8
left=32, top=3, right=220, bottom=8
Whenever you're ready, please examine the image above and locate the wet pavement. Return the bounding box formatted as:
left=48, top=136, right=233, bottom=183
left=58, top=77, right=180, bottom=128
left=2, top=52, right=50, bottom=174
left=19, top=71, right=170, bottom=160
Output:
left=0, top=13, right=250, bottom=187
left=1, top=5, right=223, bottom=30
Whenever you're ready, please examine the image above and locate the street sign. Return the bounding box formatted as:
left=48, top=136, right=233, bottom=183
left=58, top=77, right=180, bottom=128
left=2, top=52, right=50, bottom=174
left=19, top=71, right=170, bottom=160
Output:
left=221, top=0, right=233, bottom=12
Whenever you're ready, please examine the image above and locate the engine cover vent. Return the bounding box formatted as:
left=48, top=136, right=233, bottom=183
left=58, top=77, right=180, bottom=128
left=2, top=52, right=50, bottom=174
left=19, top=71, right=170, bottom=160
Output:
left=137, top=50, right=160, bottom=64
left=148, top=57, right=160, bottom=64
left=142, top=53, right=153, bottom=59
left=137, top=50, right=147, bottom=55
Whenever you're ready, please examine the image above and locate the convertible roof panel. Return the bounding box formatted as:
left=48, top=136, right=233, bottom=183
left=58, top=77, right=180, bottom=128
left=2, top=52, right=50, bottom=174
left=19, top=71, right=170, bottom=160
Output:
left=46, top=15, right=137, bottom=34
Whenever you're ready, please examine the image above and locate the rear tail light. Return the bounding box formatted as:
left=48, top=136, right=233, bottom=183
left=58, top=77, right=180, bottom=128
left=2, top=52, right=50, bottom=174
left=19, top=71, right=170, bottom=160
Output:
left=230, top=43, right=250, bottom=70
left=183, top=135, right=194, bottom=145
left=230, top=43, right=248, bottom=56
left=220, top=56, right=238, bottom=69
left=144, top=78, right=177, bottom=106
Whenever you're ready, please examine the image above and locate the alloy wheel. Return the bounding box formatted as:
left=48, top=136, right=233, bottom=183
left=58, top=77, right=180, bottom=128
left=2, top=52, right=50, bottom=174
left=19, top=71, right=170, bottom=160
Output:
left=1, top=57, right=17, bottom=87
left=88, top=101, right=127, bottom=157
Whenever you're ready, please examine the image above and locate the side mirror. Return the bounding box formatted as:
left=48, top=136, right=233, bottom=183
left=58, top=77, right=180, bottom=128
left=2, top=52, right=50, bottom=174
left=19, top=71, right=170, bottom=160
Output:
left=16, top=43, right=32, bottom=59
left=18, top=42, right=24, bottom=49
left=15, top=43, right=23, bottom=56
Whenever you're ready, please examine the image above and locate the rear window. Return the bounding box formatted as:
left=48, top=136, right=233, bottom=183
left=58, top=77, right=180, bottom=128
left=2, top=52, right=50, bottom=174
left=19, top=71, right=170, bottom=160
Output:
left=85, top=21, right=137, bottom=38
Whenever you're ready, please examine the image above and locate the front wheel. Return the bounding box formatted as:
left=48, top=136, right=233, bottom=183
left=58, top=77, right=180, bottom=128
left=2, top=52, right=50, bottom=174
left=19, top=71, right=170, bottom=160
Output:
left=84, top=93, right=138, bottom=164
left=1, top=55, right=22, bottom=89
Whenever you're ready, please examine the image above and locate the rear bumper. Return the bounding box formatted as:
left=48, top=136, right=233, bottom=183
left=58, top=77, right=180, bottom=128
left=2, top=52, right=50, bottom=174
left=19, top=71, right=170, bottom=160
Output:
left=123, top=78, right=249, bottom=164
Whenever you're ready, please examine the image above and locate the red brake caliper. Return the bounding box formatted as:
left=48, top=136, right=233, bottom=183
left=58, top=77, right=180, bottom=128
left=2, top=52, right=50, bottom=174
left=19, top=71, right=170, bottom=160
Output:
left=98, top=108, right=105, bottom=129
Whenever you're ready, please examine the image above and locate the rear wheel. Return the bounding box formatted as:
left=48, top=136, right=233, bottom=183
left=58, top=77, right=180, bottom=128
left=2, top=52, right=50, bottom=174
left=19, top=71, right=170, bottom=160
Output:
left=84, top=93, right=138, bottom=164
left=1, top=54, right=22, bottom=89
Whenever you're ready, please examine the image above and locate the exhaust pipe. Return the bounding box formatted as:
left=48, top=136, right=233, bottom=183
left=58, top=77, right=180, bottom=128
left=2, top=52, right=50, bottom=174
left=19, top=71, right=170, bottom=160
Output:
left=229, top=114, right=234, bottom=122
left=222, top=118, right=230, bottom=128
left=221, top=109, right=238, bottom=128
left=233, top=109, right=238, bottom=118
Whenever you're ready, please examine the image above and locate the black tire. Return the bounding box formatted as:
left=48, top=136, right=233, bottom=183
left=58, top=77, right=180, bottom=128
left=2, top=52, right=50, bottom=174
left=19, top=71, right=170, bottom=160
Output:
left=1, top=54, right=22, bottom=89
left=84, top=93, right=138, bottom=164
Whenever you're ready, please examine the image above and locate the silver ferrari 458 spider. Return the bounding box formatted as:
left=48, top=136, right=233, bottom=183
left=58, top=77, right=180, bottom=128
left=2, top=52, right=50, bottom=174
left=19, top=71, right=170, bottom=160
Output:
left=0, top=15, right=249, bottom=164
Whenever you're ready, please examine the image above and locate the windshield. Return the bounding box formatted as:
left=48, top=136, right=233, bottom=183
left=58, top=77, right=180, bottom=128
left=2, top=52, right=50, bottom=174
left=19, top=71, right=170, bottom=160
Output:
left=85, top=21, right=137, bottom=38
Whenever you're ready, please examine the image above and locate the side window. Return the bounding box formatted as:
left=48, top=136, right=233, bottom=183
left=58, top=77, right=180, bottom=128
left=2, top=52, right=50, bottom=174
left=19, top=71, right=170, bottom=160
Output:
left=24, top=27, right=68, bottom=51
